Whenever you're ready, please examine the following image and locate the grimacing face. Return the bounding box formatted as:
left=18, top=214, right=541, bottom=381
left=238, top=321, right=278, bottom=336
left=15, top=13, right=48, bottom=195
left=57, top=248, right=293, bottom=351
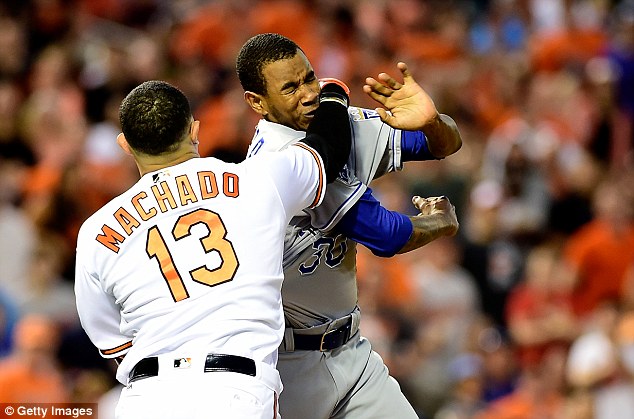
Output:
left=259, top=51, right=321, bottom=131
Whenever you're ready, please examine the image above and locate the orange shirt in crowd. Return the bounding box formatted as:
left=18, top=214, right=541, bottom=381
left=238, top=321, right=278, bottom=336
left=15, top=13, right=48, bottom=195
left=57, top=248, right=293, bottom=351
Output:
left=0, top=359, right=69, bottom=403
left=475, top=386, right=564, bottom=419
left=564, top=219, right=634, bottom=316
left=529, top=28, right=607, bottom=72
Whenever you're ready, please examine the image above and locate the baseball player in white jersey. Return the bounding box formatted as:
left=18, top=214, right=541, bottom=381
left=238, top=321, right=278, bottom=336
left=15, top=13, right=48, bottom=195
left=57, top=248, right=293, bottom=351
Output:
left=74, top=80, right=352, bottom=419
left=237, top=33, right=462, bottom=418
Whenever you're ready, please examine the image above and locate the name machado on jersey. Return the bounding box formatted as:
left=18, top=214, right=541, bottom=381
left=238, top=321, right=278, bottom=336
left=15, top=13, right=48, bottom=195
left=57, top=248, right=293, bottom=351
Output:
left=96, top=169, right=239, bottom=253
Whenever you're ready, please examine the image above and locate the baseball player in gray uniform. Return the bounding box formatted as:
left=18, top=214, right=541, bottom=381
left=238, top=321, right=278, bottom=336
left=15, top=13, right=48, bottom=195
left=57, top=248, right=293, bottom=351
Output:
left=237, top=33, right=462, bottom=418
left=74, top=80, right=352, bottom=419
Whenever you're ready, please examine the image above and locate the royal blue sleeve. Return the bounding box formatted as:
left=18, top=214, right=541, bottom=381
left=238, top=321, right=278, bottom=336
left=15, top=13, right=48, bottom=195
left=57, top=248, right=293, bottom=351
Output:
left=401, top=130, right=438, bottom=161
left=337, top=188, right=413, bottom=257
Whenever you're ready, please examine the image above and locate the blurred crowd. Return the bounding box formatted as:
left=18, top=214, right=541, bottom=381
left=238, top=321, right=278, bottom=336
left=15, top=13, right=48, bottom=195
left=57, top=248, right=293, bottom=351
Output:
left=0, top=0, right=633, bottom=418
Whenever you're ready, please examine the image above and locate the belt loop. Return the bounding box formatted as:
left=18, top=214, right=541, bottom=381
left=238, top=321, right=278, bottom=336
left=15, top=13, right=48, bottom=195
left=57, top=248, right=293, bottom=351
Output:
left=350, top=307, right=361, bottom=338
left=281, top=327, right=295, bottom=353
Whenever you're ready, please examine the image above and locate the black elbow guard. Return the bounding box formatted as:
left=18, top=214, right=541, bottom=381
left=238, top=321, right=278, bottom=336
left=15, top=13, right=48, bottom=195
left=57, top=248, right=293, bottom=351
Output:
left=301, top=84, right=351, bottom=182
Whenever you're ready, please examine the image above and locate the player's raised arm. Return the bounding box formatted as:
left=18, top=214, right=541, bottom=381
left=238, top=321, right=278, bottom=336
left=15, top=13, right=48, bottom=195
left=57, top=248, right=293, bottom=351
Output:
left=299, top=80, right=351, bottom=182
left=363, top=62, right=462, bottom=159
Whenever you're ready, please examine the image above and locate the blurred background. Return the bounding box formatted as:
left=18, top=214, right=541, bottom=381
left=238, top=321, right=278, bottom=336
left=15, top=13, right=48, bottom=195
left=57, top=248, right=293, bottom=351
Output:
left=0, top=0, right=633, bottom=418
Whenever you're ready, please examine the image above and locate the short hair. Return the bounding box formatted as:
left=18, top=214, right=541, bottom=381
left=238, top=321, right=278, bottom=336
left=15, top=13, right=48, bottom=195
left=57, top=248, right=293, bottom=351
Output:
left=236, top=33, right=302, bottom=96
left=119, top=80, right=192, bottom=155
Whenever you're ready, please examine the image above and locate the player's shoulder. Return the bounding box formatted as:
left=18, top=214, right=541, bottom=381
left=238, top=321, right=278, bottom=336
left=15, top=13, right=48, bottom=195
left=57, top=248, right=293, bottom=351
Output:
left=245, top=144, right=324, bottom=190
left=76, top=206, right=120, bottom=258
left=76, top=191, right=130, bottom=244
left=252, top=119, right=306, bottom=153
left=348, top=106, right=382, bottom=122
left=245, top=144, right=310, bottom=171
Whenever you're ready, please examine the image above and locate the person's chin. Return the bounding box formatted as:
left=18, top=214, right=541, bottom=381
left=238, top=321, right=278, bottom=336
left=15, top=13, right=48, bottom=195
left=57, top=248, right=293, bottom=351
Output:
left=299, top=114, right=313, bottom=130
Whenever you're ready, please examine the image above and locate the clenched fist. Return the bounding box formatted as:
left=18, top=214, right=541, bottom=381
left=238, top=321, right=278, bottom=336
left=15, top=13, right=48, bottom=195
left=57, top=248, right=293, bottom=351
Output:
left=412, top=195, right=459, bottom=237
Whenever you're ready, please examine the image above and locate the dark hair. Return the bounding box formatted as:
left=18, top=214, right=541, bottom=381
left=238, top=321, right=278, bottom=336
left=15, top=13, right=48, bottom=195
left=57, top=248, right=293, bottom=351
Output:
left=119, top=80, right=192, bottom=155
left=236, top=33, right=302, bottom=96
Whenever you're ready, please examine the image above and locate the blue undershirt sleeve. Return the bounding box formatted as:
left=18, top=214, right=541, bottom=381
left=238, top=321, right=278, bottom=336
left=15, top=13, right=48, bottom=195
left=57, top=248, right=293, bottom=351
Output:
left=401, top=130, right=438, bottom=161
left=336, top=188, right=413, bottom=257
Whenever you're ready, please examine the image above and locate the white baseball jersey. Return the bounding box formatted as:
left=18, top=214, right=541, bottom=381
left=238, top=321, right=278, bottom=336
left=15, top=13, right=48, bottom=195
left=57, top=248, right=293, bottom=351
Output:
left=246, top=107, right=403, bottom=325
left=75, top=145, right=327, bottom=385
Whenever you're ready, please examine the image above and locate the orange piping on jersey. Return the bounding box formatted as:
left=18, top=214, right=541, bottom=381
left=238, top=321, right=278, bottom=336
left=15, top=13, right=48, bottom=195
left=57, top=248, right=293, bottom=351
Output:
left=293, top=143, right=324, bottom=208
left=100, top=340, right=133, bottom=357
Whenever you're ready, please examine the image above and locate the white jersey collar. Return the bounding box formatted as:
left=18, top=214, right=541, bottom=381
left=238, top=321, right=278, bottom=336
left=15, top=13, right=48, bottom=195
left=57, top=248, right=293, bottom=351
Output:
left=253, top=119, right=307, bottom=152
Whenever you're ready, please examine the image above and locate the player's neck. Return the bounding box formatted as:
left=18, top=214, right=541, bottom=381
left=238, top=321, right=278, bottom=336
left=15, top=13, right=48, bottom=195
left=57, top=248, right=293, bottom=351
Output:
left=136, top=150, right=200, bottom=177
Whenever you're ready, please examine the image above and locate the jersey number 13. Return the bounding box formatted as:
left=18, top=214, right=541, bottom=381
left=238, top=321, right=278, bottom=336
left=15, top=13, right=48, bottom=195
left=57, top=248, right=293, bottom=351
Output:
left=146, top=209, right=239, bottom=302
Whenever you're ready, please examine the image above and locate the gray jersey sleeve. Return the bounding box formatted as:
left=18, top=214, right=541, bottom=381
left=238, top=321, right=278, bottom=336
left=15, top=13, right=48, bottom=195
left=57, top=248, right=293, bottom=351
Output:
left=348, top=107, right=403, bottom=183
left=303, top=107, right=403, bottom=232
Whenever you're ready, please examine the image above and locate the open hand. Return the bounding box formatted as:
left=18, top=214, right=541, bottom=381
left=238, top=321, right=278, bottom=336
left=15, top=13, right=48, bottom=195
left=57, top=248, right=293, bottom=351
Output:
left=363, top=62, right=439, bottom=130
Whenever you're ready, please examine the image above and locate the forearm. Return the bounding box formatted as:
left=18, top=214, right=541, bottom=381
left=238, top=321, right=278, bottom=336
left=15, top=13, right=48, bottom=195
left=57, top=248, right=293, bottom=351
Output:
left=301, top=84, right=351, bottom=182
left=421, top=113, right=462, bottom=158
left=337, top=188, right=413, bottom=257
left=397, top=212, right=458, bottom=254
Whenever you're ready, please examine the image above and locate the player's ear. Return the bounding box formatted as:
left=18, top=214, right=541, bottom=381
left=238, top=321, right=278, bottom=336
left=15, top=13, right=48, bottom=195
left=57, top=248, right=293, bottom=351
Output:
left=244, top=91, right=267, bottom=117
left=117, top=133, right=133, bottom=155
left=190, top=120, right=200, bottom=145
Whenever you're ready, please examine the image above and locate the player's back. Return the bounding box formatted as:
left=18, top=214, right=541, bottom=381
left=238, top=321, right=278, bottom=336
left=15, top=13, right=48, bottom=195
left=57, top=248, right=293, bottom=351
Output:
left=75, top=153, right=318, bottom=374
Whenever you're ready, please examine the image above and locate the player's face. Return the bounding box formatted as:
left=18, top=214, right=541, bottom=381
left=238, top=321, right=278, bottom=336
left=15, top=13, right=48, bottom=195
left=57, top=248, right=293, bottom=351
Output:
left=260, top=51, right=320, bottom=131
